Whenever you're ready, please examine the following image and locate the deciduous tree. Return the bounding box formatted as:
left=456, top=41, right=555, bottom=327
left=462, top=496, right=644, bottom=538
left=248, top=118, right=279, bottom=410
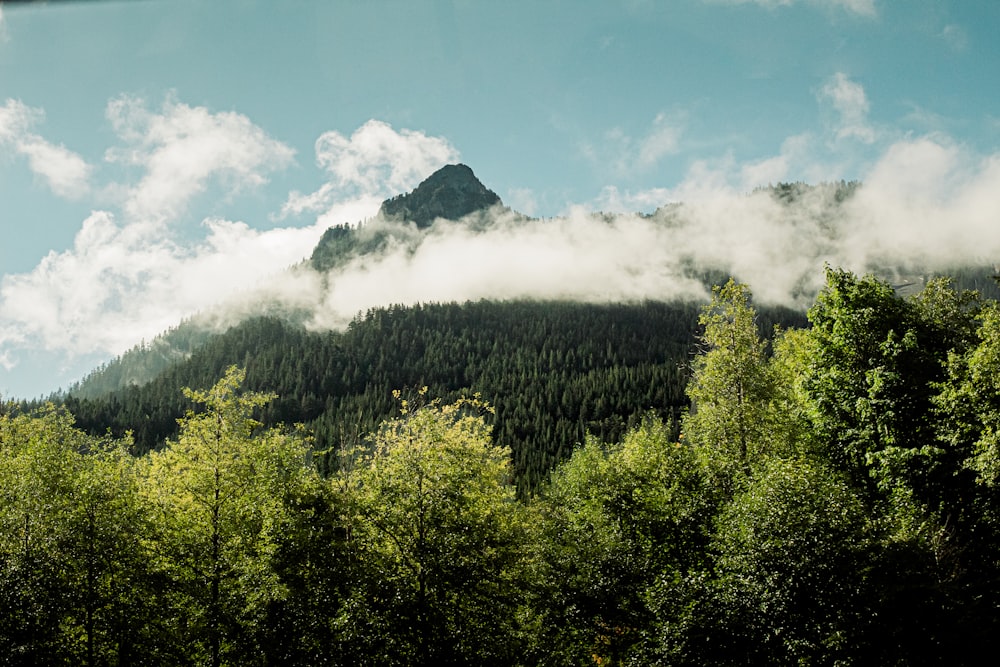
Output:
left=142, top=366, right=312, bottom=666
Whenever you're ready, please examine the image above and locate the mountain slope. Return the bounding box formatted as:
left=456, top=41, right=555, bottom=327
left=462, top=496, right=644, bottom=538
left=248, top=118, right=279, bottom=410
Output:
left=63, top=298, right=808, bottom=494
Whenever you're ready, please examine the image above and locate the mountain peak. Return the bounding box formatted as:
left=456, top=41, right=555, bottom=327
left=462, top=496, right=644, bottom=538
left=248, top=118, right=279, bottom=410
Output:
left=379, top=163, right=502, bottom=228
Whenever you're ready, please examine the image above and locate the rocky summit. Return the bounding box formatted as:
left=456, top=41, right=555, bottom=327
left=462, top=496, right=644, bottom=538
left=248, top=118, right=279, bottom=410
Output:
left=379, top=163, right=502, bottom=228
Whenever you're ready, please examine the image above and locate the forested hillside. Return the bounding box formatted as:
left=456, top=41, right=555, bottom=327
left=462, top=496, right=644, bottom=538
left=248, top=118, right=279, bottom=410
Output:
left=5, top=268, right=1000, bottom=665
left=63, top=299, right=806, bottom=493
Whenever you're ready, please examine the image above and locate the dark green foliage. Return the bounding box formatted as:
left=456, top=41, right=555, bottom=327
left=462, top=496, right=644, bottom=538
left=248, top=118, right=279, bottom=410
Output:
left=527, top=418, right=716, bottom=665
left=67, top=300, right=762, bottom=494
left=805, top=268, right=979, bottom=501
left=801, top=269, right=1000, bottom=665
left=379, top=163, right=502, bottom=229
left=712, top=458, right=871, bottom=665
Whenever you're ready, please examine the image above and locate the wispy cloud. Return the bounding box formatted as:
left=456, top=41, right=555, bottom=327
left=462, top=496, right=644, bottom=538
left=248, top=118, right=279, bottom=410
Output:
left=506, top=187, right=539, bottom=217
left=705, top=0, right=877, bottom=18
left=583, top=112, right=683, bottom=177
left=941, top=24, right=968, bottom=52
left=0, top=99, right=92, bottom=198
left=592, top=185, right=675, bottom=213
left=0, top=108, right=458, bottom=373
left=281, top=119, right=459, bottom=219
left=18, top=138, right=92, bottom=199
left=819, top=72, right=876, bottom=144
left=104, top=95, right=296, bottom=224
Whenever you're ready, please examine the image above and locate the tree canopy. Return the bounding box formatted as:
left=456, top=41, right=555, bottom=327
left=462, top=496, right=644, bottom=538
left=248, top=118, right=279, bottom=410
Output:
left=4, top=270, right=1000, bottom=664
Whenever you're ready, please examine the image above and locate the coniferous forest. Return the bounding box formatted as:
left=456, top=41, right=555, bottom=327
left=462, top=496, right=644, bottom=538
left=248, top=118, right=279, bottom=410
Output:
left=4, top=268, right=1000, bottom=665
left=62, top=299, right=805, bottom=495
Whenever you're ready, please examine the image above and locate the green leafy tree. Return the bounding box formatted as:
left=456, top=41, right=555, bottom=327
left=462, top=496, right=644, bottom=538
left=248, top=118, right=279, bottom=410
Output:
left=938, top=302, right=1000, bottom=488
left=258, top=470, right=352, bottom=667
left=805, top=270, right=978, bottom=498
left=142, top=366, right=312, bottom=666
left=528, top=418, right=715, bottom=666
left=336, top=391, right=528, bottom=666
left=803, top=270, right=993, bottom=663
left=0, top=405, right=152, bottom=665
left=683, top=280, right=789, bottom=490
left=713, top=457, right=871, bottom=665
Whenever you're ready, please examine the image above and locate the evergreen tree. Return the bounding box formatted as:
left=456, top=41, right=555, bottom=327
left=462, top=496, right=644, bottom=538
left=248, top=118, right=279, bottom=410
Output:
left=683, top=280, right=786, bottom=492
left=141, top=367, right=313, bottom=666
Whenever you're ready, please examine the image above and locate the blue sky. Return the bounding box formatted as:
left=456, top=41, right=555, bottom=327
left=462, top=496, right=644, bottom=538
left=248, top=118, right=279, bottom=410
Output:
left=1, top=0, right=998, bottom=397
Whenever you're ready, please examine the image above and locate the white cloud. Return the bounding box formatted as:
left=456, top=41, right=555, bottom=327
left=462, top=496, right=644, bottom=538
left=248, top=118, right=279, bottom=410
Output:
left=0, top=98, right=36, bottom=144
left=0, top=99, right=92, bottom=198
left=819, top=72, right=876, bottom=144
left=843, top=137, right=1000, bottom=269
left=593, top=185, right=675, bottom=213
left=18, top=138, right=92, bottom=198
left=583, top=112, right=683, bottom=177
left=0, top=114, right=456, bottom=371
left=309, top=212, right=712, bottom=332
left=736, top=133, right=830, bottom=190
left=104, top=95, right=296, bottom=223
left=558, top=116, right=1000, bottom=308
left=638, top=113, right=682, bottom=168
left=281, top=119, right=459, bottom=219
left=706, top=0, right=877, bottom=18
left=0, top=210, right=331, bottom=361
left=506, top=187, right=539, bottom=217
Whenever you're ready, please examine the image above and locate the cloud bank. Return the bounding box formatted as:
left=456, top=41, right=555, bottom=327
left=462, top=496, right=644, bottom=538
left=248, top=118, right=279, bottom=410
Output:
left=302, top=130, right=1000, bottom=328
left=3, top=76, right=999, bottom=391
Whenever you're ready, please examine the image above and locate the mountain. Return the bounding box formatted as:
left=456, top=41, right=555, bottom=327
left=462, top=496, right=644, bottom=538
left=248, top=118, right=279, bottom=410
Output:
left=58, top=166, right=1000, bottom=492
left=379, top=163, right=503, bottom=228
left=310, top=163, right=505, bottom=272
left=67, top=169, right=1000, bottom=407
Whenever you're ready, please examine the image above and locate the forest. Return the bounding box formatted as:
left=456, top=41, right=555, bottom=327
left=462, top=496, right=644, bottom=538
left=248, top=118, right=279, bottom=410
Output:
left=61, top=299, right=805, bottom=496
left=3, top=267, right=1000, bottom=665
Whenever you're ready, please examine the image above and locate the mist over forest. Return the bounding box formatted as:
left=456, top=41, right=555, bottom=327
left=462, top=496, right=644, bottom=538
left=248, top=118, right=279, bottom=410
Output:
left=122, top=160, right=1000, bottom=358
